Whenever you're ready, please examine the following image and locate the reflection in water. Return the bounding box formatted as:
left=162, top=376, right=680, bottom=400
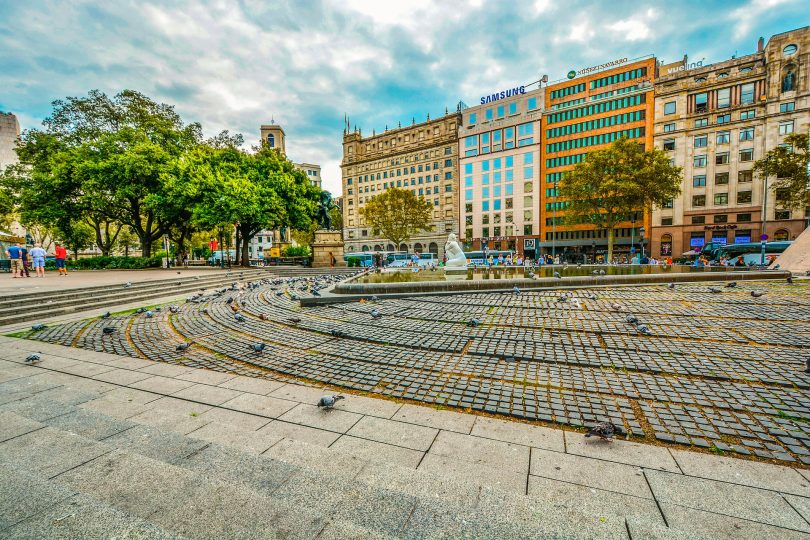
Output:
left=354, top=265, right=746, bottom=284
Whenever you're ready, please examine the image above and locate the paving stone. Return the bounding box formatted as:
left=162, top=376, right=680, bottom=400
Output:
left=43, top=408, right=135, bottom=441
left=218, top=375, right=286, bottom=395
left=346, top=416, right=438, bottom=451
left=660, top=503, right=810, bottom=540
left=565, top=431, right=680, bottom=472
left=0, top=463, right=76, bottom=530
left=428, top=430, right=530, bottom=474
left=417, top=453, right=527, bottom=495
left=170, top=383, right=243, bottom=406
left=102, top=424, right=209, bottom=464
left=329, top=435, right=424, bottom=468
left=257, top=420, right=341, bottom=447
left=220, top=392, right=297, bottom=418
left=186, top=422, right=282, bottom=454
left=128, top=375, right=197, bottom=395
left=471, top=415, right=565, bottom=452
left=392, top=403, right=476, bottom=433
left=277, top=403, right=363, bottom=433
left=0, top=410, right=44, bottom=442
left=0, top=427, right=110, bottom=478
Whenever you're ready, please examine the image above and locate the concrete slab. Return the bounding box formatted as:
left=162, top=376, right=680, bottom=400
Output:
left=315, top=519, right=393, bottom=540
left=356, top=459, right=481, bottom=507
left=783, top=494, right=810, bottom=524
left=263, top=438, right=367, bottom=479
left=269, top=382, right=328, bottom=403
left=392, top=403, right=475, bottom=434
left=136, top=362, right=195, bottom=378
left=661, top=502, right=810, bottom=540
left=0, top=463, right=77, bottom=531
left=331, top=394, right=402, bottom=419
left=0, top=427, right=110, bottom=479
left=101, top=386, right=161, bottom=405
left=91, top=367, right=153, bottom=386
left=428, top=430, right=530, bottom=474
left=220, top=392, right=297, bottom=418
left=127, top=409, right=211, bottom=435
left=1, top=395, right=78, bottom=422
left=277, top=403, right=363, bottom=433
left=671, top=449, right=810, bottom=497
left=329, top=435, right=424, bottom=468
left=218, top=375, right=286, bottom=395
left=329, top=482, right=417, bottom=537
left=199, top=407, right=272, bottom=431
left=128, top=375, right=196, bottom=395
left=102, top=424, right=209, bottom=464
left=645, top=469, right=810, bottom=532
left=346, top=416, right=438, bottom=451
left=0, top=411, right=43, bottom=443
left=103, top=357, right=155, bottom=370
left=530, top=447, right=652, bottom=498
left=175, top=369, right=235, bottom=386
left=170, top=383, right=242, bottom=406
left=565, top=431, right=680, bottom=473
left=43, top=408, right=136, bottom=441
left=417, top=452, right=527, bottom=495
left=147, top=396, right=213, bottom=416
left=78, top=397, right=155, bottom=420
left=257, top=420, right=341, bottom=447
left=59, top=362, right=115, bottom=377
left=187, top=422, right=282, bottom=454
left=471, top=416, right=565, bottom=452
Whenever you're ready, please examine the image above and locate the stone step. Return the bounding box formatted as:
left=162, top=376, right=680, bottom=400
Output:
left=0, top=390, right=709, bottom=540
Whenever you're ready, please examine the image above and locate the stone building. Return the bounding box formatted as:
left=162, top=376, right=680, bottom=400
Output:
left=0, top=112, right=20, bottom=172
left=295, top=163, right=321, bottom=189
left=541, top=57, right=657, bottom=262
left=341, top=113, right=461, bottom=258
left=458, top=86, right=544, bottom=259
left=651, top=27, right=809, bottom=257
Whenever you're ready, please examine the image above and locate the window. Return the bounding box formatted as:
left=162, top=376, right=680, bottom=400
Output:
left=715, top=152, right=729, bottom=165
left=739, top=127, right=754, bottom=141
left=693, top=154, right=707, bottom=167
left=663, top=139, right=675, bottom=151
left=735, top=230, right=752, bottom=243
left=783, top=44, right=797, bottom=56
left=716, top=131, right=730, bottom=144
left=482, top=201, right=489, bottom=211
left=664, top=101, right=676, bottom=115
left=485, top=108, right=493, bottom=121
left=528, top=97, right=537, bottom=110
left=469, top=113, right=477, bottom=125
left=738, top=170, right=753, bottom=183
left=509, top=102, right=517, bottom=115
left=715, top=172, right=729, bottom=185
left=740, top=109, right=755, bottom=120
left=663, top=199, right=674, bottom=209
left=775, top=209, right=791, bottom=220
left=444, top=172, right=452, bottom=180
left=661, top=217, right=673, bottom=226
left=780, top=102, right=795, bottom=113
left=737, top=213, right=751, bottom=222
left=779, top=121, right=794, bottom=135
left=691, top=215, right=706, bottom=225
left=693, top=175, right=706, bottom=187
left=690, top=232, right=706, bottom=248
left=714, top=193, right=728, bottom=205
left=524, top=152, right=533, bottom=165
left=692, top=195, right=706, bottom=207
left=740, top=83, right=755, bottom=105
left=694, top=135, right=708, bottom=148
left=739, top=148, right=754, bottom=162
left=445, top=159, right=452, bottom=167
left=714, top=214, right=728, bottom=223
left=716, top=114, right=730, bottom=124
left=717, top=87, right=731, bottom=108
left=737, top=191, right=752, bottom=204
left=496, top=105, right=504, bottom=118
left=694, top=92, right=708, bottom=112
left=695, top=118, right=708, bottom=128
left=663, top=123, right=676, bottom=133
left=776, top=188, right=790, bottom=202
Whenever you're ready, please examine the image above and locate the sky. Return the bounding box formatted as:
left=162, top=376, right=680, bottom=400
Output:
left=0, top=0, right=806, bottom=194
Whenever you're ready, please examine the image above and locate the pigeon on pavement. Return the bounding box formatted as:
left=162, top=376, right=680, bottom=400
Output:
left=31, top=323, right=46, bottom=331
left=176, top=342, right=192, bottom=351
left=725, top=282, right=737, bottom=288
left=751, top=290, right=766, bottom=298
left=370, top=309, right=382, bottom=319
left=625, top=314, right=638, bottom=324
left=585, top=422, right=624, bottom=441
left=102, top=326, right=116, bottom=335
left=708, top=287, right=723, bottom=294
left=250, top=343, right=266, bottom=353
left=513, top=286, right=521, bottom=295
left=553, top=272, right=562, bottom=279
left=317, top=395, right=345, bottom=409
left=101, top=311, right=111, bottom=319
left=145, top=310, right=154, bottom=318
left=234, top=313, right=245, bottom=322
left=25, top=352, right=42, bottom=364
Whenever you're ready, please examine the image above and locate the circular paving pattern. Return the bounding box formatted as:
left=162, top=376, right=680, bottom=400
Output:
left=22, top=275, right=810, bottom=464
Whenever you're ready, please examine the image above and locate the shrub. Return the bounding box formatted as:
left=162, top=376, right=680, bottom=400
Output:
left=45, top=256, right=163, bottom=270
left=282, top=245, right=311, bottom=257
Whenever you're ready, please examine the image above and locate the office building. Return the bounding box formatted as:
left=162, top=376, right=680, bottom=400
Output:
left=341, top=113, right=461, bottom=257
left=541, top=57, right=656, bottom=261
left=652, top=27, right=809, bottom=257
left=458, top=86, right=544, bottom=259
left=0, top=112, right=20, bottom=172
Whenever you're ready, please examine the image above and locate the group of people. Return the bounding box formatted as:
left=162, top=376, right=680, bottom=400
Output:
left=5, top=242, right=68, bottom=278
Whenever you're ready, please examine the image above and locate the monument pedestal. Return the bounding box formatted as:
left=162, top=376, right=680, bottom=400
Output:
left=312, top=230, right=345, bottom=268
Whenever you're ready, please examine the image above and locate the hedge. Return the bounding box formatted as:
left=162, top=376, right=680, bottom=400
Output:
left=45, top=256, right=163, bottom=270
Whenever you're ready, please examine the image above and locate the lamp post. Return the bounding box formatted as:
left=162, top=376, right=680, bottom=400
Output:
left=630, top=215, right=636, bottom=263
left=591, top=240, right=596, bottom=264
left=218, top=225, right=224, bottom=269
left=163, top=235, right=170, bottom=269
left=639, top=226, right=646, bottom=260
left=551, top=181, right=557, bottom=261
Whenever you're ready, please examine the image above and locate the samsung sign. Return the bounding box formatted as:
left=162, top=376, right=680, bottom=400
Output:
left=480, top=86, right=526, bottom=105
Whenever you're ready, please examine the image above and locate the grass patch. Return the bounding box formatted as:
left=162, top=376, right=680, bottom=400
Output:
left=710, top=445, right=725, bottom=455
left=5, top=330, right=31, bottom=338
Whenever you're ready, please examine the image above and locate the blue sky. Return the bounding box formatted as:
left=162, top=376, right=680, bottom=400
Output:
left=0, top=0, right=806, bottom=193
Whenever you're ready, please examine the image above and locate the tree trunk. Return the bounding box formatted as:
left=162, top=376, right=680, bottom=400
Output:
left=234, top=228, right=241, bottom=265
left=606, top=227, right=615, bottom=263
left=242, top=235, right=251, bottom=267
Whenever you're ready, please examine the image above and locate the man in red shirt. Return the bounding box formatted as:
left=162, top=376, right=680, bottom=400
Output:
left=54, top=243, right=68, bottom=276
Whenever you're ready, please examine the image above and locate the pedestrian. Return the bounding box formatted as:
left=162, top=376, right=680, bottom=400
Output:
left=20, top=244, right=31, bottom=277
left=30, top=243, right=46, bottom=277
left=182, top=253, right=189, bottom=267
left=5, top=242, right=23, bottom=278
left=54, top=243, right=68, bottom=276
left=329, top=251, right=336, bottom=269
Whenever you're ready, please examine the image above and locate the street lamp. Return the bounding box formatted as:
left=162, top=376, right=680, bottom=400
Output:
left=591, top=240, right=596, bottom=264
left=630, top=215, right=636, bottom=262
left=639, top=226, right=646, bottom=259
left=551, top=181, right=557, bottom=261
left=218, top=225, right=225, bottom=269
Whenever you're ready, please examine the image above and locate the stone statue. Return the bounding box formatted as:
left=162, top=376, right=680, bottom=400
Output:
left=444, top=233, right=467, bottom=268
left=279, top=226, right=287, bottom=242
left=316, top=191, right=335, bottom=230
left=782, top=68, right=796, bottom=93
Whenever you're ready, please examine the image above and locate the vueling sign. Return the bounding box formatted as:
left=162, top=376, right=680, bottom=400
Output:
left=479, top=86, right=526, bottom=105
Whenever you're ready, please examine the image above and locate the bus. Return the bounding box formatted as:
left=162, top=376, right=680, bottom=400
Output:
left=713, top=241, right=792, bottom=263
left=344, top=252, right=374, bottom=267
left=464, top=250, right=515, bottom=266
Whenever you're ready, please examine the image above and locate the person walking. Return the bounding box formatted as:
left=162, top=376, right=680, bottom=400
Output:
left=5, top=242, right=23, bottom=278
left=329, top=251, right=336, bottom=269
left=54, top=243, right=68, bottom=276
left=19, top=244, right=31, bottom=277
left=30, top=243, right=46, bottom=277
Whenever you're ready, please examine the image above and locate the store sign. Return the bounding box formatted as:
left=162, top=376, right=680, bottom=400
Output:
left=567, top=57, right=628, bottom=79
left=703, top=224, right=737, bottom=231
left=666, top=57, right=705, bottom=75
left=524, top=239, right=536, bottom=250
left=479, top=86, right=526, bottom=105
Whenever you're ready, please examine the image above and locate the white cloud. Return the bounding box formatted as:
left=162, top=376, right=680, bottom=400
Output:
left=607, top=19, right=652, bottom=41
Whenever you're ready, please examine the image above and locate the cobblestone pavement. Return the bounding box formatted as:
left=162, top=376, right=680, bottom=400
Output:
left=19, top=276, right=810, bottom=464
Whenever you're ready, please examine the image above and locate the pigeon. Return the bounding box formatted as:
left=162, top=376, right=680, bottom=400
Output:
left=725, top=282, right=737, bottom=288
left=176, top=271, right=181, bottom=275
left=234, top=313, right=245, bottom=322
left=636, top=324, right=652, bottom=335
left=625, top=314, right=638, bottom=325
left=787, top=276, right=793, bottom=285
left=176, top=342, right=192, bottom=351
left=558, top=293, right=568, bottom=303
left=370, top=309, right=382, bottom=319
left=611, top=303, right=623, bottom=312
left=513, top=286, right=521, bottom=295
left=592, top=270, right=599, bottom=277
left=553, top=272, right=561, bottom=279
left=751, top=290, right=766, bottom=298
left=102, top=326, right=116, bottom=335
left=585, top=421, right=624, bottom=441
left=169, top=305, right=179, bottom=313
left=774, top=264, right=781, bottom=270
left=124, top=282, right=132, bottom=288
left=155, top=306, right=162, bottom=312
left=230, top=304, right=240, bottom=313
left=317, top=395, right=345, bottom=409
left=145, top=310, right=154, bottom=318
left=289, top=317, right=302, bottom=324
left=259, top=314, right=268, bottom=321
left=330, top=329, right=347, bottom=338
left=226, top=297, right=234, bottom=305
left=708, top=287, right=722, bottom=294
left=528, top=271, right=536, bottom=279
left=25, top=352, right=41, bottom=364
left=599, top=269, right=606, bottom=276
left=135, top=308, right=144, bottom=314
left=667, top=283, right=675, bottom=289
left=250, top=343, right=266, bottom=353
left=312, top=290, right=321, bottom=297
left=467, top=318, right=481, bottom=327
left=31, top=323, right=46, bottom=331
left=101, top=311, right=111, bottom=319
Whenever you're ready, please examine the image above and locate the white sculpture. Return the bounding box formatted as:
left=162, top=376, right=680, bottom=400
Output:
left=444, top=233, right=467, bottom=268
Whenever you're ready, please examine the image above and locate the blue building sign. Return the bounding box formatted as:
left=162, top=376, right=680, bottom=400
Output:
left=480, top=86, right=526, bottom=105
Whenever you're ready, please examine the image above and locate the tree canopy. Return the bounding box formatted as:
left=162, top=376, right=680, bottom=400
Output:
left=753, top=133, right=810, bottom=210
left=360, top=187, right=433, bottom=248
left=558, top=137, right=682, bottom=261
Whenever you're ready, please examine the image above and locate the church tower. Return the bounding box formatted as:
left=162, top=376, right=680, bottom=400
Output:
left=259, top=122, right=286, bottom=156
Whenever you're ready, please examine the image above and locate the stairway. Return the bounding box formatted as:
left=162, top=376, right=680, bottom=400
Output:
left=0, top=373, right=705, bottom=538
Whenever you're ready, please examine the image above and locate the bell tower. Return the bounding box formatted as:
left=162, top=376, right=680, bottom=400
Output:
left=260, top=120, right=286, bottom=156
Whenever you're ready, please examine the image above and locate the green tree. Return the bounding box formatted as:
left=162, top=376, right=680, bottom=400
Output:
left=359, top=187, right=433, bottom=248
left=753, top=133, right=810, bottom=211
left=55, top=220, right=95, bottom=260
left=329, top=206, right=343, bottom=232
left=114, top=226, right=140, bottom=257
left=558, top=137, right=682, bottom=261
